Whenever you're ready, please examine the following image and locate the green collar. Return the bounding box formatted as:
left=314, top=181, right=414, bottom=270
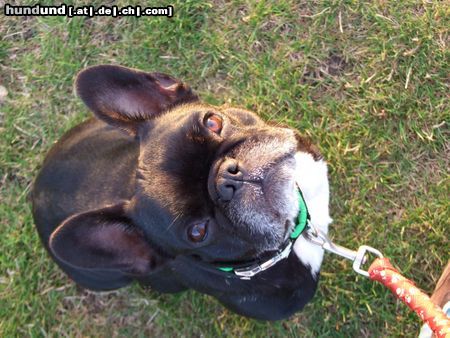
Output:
left=290, top=188, right=310, bottom=240
left=216, top=188, right=310, bottom=279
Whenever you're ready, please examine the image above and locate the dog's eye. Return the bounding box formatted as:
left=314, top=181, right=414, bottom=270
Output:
left=204, top=113, right=223, bottom=134
left=187, top=221, right=208, bottom=243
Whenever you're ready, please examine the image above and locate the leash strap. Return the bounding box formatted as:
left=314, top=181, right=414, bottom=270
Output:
left=368, top=258, right=450, bottom=338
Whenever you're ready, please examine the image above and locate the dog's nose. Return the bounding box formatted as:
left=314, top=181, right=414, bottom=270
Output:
left=216, top=159, right=243, bottom=201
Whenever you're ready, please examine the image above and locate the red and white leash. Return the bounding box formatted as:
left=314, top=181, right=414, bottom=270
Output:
left=305, top=224, right=450, bottom=338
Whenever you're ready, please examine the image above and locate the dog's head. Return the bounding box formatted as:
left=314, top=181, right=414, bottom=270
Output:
left=50, top=65, right=321, bottom=277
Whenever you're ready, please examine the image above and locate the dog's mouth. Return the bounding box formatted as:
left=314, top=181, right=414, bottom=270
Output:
left=208, top=187, right=308, bottom=277
left=260, top=156, right=297, bottom=208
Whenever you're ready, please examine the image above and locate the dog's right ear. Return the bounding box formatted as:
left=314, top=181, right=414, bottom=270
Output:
left=49, top=202, right=167, bottom=276
left=76, top=65, right=198, bottom=135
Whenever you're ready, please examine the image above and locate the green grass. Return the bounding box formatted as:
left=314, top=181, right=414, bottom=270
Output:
left=1, top=0, right=448, bottom=336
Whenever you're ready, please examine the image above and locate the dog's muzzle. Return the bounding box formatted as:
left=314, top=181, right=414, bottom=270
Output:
left=208, top=187, right=310, bottom=280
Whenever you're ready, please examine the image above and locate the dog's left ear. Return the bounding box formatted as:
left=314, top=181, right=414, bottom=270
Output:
left=76, top=65, right=198, bottom=135
left=49, top=202, right=165, bottom=276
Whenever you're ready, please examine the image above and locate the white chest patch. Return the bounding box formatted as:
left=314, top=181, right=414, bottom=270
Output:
left=293, top=152, right=332, bottom=277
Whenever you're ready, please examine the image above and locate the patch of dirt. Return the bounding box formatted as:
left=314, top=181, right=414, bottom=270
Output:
left=2, top=170, right=30, bottom=187
left=57, top=287, right=161, bottom=336
left=0, top=85, right=8, bottom=103
left=198, top=71, right=231, bottom=97
left=301, top=52, right=349, bottom=85
left=250, top=39, right=268, bottom=54
left=82, top=16, right=124, bottom=46
left=287, top=51, right=304, bottom=63
left=0, top=16, right=36, bottom=42
left=259, top=17, right=294, bottom=37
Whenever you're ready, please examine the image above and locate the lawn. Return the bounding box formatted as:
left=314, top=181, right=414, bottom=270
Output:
left=1, top=0, right=448, bottom=336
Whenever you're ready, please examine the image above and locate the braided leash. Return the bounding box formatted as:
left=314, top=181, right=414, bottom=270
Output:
left=369, top=258, right=450, bottom=338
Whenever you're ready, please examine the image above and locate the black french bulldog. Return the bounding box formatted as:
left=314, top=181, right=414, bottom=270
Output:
left=32, top=65, right=331, bottom=320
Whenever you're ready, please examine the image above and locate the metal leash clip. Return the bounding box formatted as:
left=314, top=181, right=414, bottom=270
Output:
left=304, top=222, right=383, bottom=277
